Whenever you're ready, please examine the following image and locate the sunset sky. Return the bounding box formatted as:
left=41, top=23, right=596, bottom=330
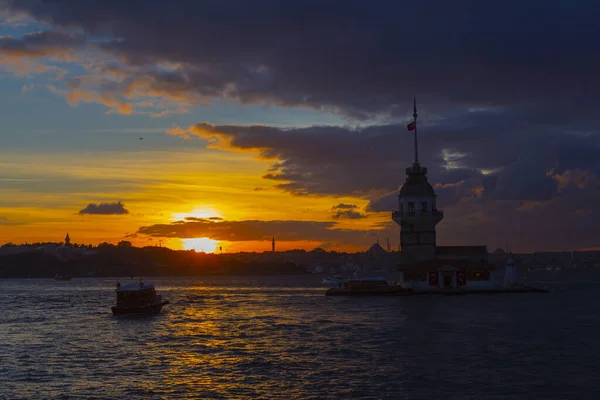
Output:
left=0, top=1, right=599, bottom=253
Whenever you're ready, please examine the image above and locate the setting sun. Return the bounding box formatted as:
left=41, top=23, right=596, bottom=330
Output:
left=182, top=237, right=219, bottom=253
left=171, top=207, right=224, bottom=221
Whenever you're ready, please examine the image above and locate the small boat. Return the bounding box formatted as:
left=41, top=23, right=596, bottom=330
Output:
left=326, top=277, right=412, bottom=296
left=54, top=274, right=72, bottom=281
left=309, top=263, right=324, bottom=274
left=111, top=280, right=169, bottom=315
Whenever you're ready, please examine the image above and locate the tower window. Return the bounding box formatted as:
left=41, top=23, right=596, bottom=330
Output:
left=408, top=202, right=415, bottom=216
left=400, top=203, right=403, bottom=215
left=421, top=202, right=427, bottom=213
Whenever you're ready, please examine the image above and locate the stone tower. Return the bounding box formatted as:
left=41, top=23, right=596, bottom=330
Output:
left=64, top=233, right=71, bottom=247
left=392, top=99, right=443, bottom=261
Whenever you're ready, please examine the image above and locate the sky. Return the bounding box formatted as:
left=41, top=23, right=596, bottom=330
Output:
left=0, top=0, right=599, bottom=253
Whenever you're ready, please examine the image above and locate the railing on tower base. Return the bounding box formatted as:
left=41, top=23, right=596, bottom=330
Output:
left=392, top=209, right=444, bottom=219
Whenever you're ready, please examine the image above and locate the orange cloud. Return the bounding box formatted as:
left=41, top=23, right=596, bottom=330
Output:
left=119, top=73, right=201, bottom=104
left=47, top=86, right=133, bottom=115
left=185, top=123, right=276, bottom=157
left=150, top=108, right=189, bottom=118
left=0, top=55, right=68, bottom=79
left=553, top=169, right=596, bottom=192
left=166, top=125, right=190, bottom=138
left=68, top=89, right=132, bottom=115
left=0, top=31, right=197, bottom=116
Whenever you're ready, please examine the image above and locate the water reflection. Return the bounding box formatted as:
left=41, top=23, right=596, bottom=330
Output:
left=1, top=276, right=600, bottom=398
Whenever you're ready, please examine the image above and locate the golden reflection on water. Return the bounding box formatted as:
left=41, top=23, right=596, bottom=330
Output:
left=156, top=288, right=305, bottom=394
left=3, top=276, right=592, bottom=398
left=3, top=278, right=424, bottom=398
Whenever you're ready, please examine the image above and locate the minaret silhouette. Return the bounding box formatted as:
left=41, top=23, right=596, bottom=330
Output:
left=272, top=236, right=275, bottom=252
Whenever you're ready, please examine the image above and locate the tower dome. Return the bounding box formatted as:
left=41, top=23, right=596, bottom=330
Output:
left=398, top=163, right=436, bottom=197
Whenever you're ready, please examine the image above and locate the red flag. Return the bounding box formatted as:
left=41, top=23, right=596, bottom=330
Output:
left=407, top=121, right=416, bottom=131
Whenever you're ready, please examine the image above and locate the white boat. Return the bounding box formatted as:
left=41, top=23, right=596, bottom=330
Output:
left=307, top=263, right=324, bottom=274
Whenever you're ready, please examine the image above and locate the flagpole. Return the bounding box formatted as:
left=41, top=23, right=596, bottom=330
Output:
left=413, top=97, right=418, bottom=164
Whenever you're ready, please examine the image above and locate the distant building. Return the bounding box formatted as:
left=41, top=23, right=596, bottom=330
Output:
left=54, top=232, right=97, bottom=260
left=365, top=242, right=388, bottom=259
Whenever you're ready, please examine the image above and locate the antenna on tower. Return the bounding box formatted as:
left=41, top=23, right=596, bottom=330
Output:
left=406, top=97, right=419, bottom=165
left=272, top=236, right=275, bottom=253
left=413, top=97, right=418, bottom=164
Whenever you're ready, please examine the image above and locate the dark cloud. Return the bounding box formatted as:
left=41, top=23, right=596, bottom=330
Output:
left=0, top=30, right=85, bottom=58
left=78, top=201, right=129, bottom=215
left=365, top=193, right=397, bottom=214
left=436, top=180, right=600, bottom=252
left=331, top=203, right=366, bottom=220
left=333, top=203, right=358, bottom=210
left=332, top=210, right=366, bottom=220
left=188, top=122, right=415, bottom=196
left=183, top=119, right=600, bottom=202
left=184, top=216, right=224, bottom=222
left=136, top=218, right=387, bottom=246
left=177, top=119, right=600, bottom=252
left=3, top=0, right=600, bottom=118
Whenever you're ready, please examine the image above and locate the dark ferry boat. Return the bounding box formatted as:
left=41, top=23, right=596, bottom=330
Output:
left=111, top=280, right=169, bottom=315
left=325, top=277, right=412, bottom=296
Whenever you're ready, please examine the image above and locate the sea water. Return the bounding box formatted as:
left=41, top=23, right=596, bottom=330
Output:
left=1, top=274, right=600, bottom=399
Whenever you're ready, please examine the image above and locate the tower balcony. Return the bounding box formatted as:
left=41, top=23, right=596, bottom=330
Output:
left=392, top=209, right=444, bottom=222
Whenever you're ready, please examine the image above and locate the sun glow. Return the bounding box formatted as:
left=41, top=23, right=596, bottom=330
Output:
left=182, top=237, right=219, bottom=253
left=171, top=207, right=224, bottom=221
